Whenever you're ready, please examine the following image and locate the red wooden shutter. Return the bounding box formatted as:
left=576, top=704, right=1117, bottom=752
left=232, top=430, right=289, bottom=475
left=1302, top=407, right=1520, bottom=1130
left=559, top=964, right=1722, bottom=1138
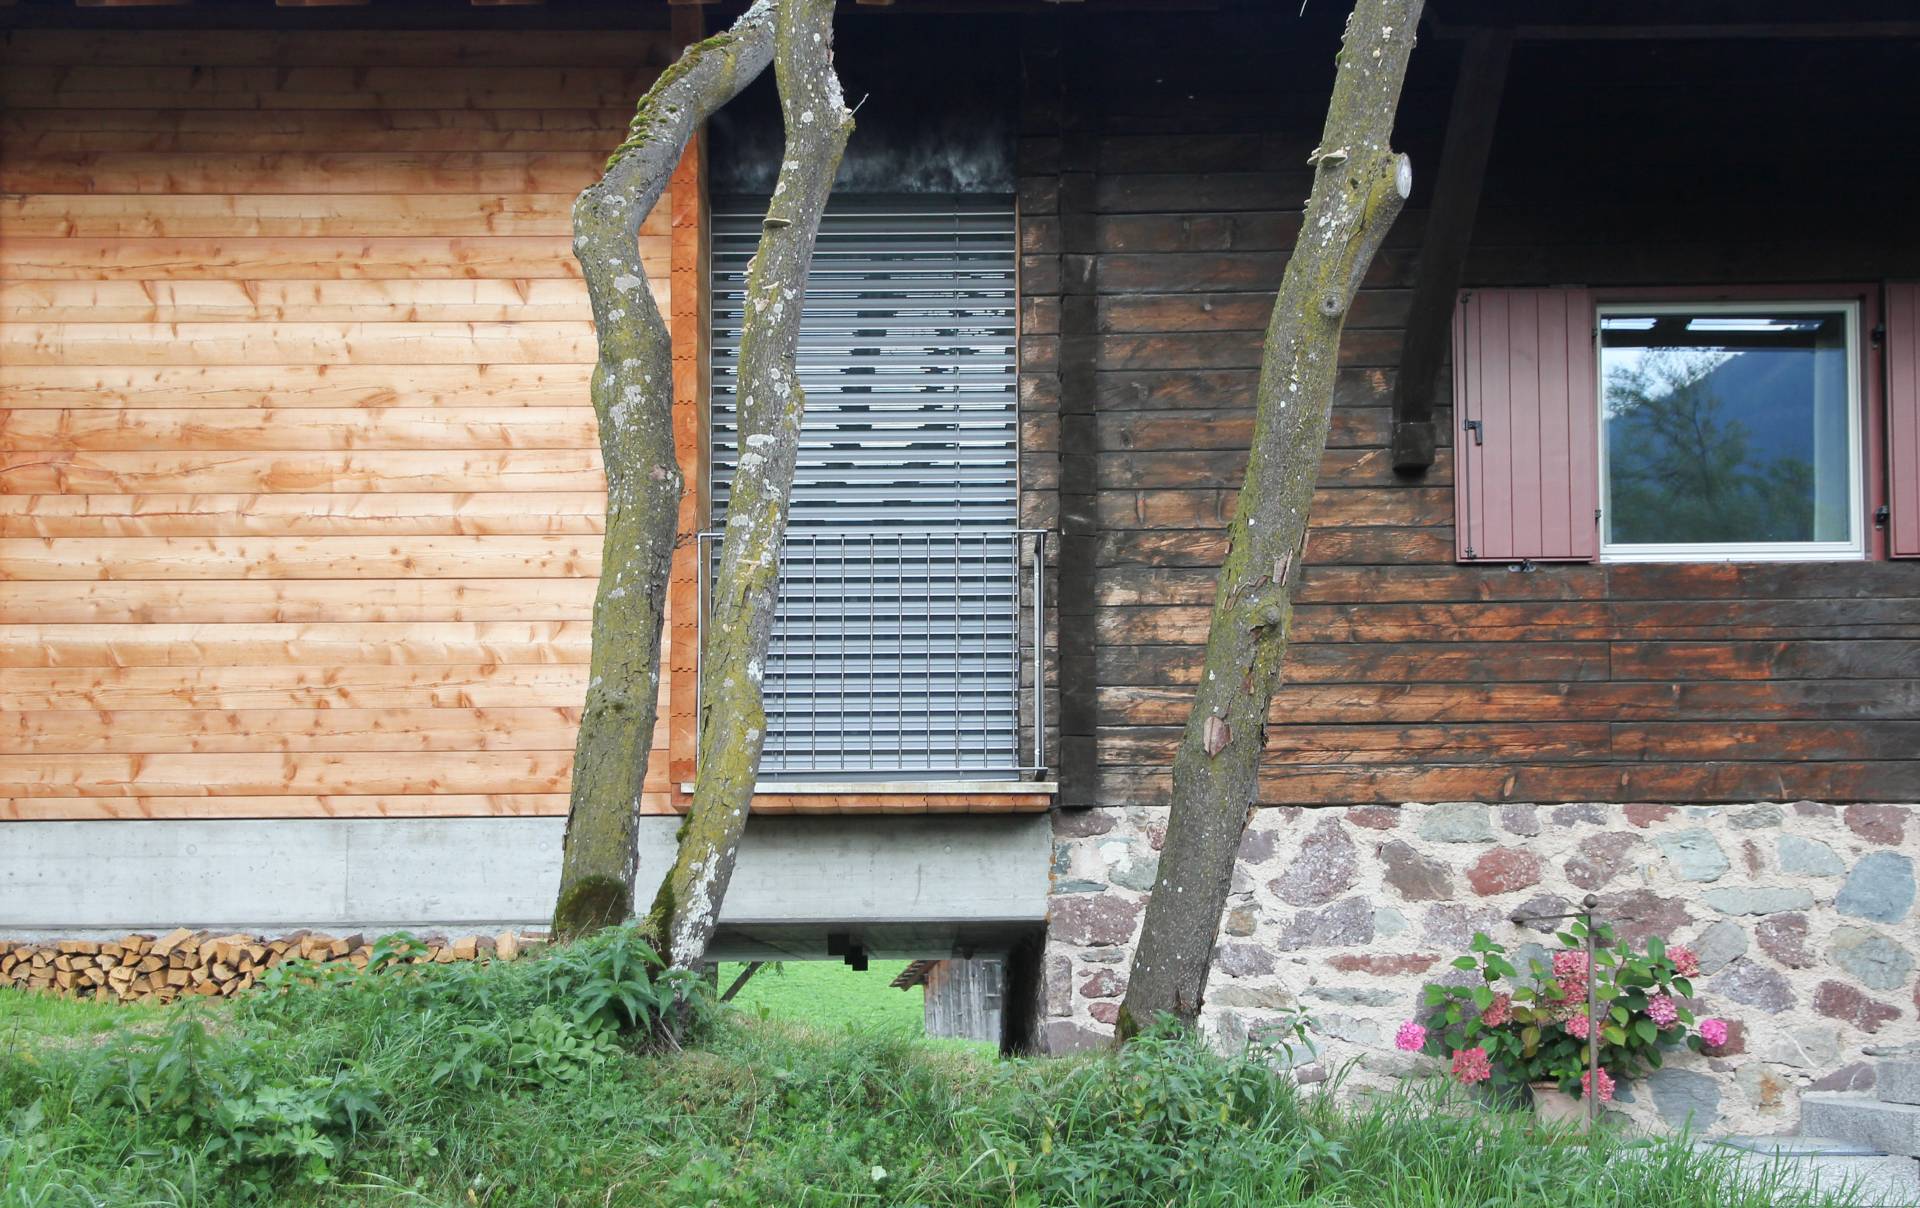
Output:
left=1453, top=288, right=1598, bottom=562
left=1887, top=283, right=1920, bottom=558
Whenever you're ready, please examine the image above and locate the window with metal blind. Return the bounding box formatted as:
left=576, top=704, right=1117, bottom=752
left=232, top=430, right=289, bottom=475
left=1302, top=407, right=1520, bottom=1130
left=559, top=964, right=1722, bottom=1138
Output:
left=707, top=194, right=1034, bottom=779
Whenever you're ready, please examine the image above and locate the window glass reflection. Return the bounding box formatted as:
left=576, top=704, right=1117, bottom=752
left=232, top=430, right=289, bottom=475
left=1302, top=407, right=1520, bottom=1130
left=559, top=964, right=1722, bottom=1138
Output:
left=1600, top=308, right=1852, bottom=547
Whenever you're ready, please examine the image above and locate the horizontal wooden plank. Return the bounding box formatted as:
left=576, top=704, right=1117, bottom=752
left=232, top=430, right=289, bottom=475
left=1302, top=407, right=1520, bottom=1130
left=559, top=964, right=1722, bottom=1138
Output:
left=1097, top=761, right=1920, bottom=806
left=0, top=494, right=606, bottom=538
left=1092, top=172, right=1314, bottom=214
left=0, top=751, right=574, bottom=796
left=0, top=621, right=591, bottom=667
left=4, top=707, right=582, bottom=754
left=0, top=30, right=676, bottom=67
left=1021, top=329, right=1400, bottom=373
left=1611, top=641, right=1920, bottom=681
left=1059, top=367, right=1406, bottom=414
left=0, top=63, right=662, bottom=105
left=1611, top=721, right=1920, bottom=762
left=0, top=150, right=608, bottom=193
left=1084, top=288, right=1408, bottom=334
left=0, top=88, right=664, bottom=113
left=1098, top=447, right=1451, bottom=489
left=0, top=363, right=594, bottom=408
left=1098, top=527, right=1457, bottom=568
left=1, top=408, right=600, bottom=452
left=0, top=664, right=588, bottom=710
left=1097, top=679, right=1920, bottom=727
left=1095, top=602, right=1615, bottom=645
left=0, top=578, right=595, bottom=623
left=0, top=193, right=659, bottom=238
left=1094, top=487, right=1451, bottom=531
left=0, top=451, right=606, bottom=494
left=0, top=323, right=598, bottom=367
left=1089, top=598, right=1920, bottom=643
left=1102, top=720, right=1920, bottom=767
left=1076, top=247, right=1416, bottom=294
left=0, top=107, right=633, bottom=154
left=0, top=535, right=601, bottom=579
left=0, top=237, right=663, bottom=280
left=1096, top=641, right=1611, bottom=686
left=1605, top=561, right=1920, bottom=602
left=0, top=794, right=574, bottom=821
left=0, top=279, right=612, bottom=323
left=1101, top=564, right=1601, bottom=607
left=1100, top=722, right=1611, bottom=765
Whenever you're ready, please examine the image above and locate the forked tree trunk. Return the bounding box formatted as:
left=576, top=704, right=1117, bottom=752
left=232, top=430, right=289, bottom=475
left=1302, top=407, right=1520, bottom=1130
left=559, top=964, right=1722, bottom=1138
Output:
left=648, top=0, right=854, bottom=970
left=552, top=3, right=780, bottom=944
left=1116, top=0, right=1422, bottom=1039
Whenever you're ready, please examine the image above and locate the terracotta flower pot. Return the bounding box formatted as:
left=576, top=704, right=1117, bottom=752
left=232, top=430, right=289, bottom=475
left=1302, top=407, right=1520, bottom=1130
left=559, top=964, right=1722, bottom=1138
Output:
left=1530, top=1081, right=1586, bottom=1125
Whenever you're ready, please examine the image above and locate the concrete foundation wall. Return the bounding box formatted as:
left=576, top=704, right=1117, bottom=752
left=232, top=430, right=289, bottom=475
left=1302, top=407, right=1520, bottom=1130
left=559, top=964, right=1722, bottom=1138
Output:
left=1042, top=802, right=1920, bottom=1137
left=1, top=815, right=1051, bottom=955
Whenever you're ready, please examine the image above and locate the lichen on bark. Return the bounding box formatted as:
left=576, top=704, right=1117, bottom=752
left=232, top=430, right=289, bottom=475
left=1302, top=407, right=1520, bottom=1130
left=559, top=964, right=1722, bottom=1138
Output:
left=1115, top=0, right=1423, bottom=1040
left=552, top=2, right=780, bottom=946
left=662, top=0, right=854, bottom=971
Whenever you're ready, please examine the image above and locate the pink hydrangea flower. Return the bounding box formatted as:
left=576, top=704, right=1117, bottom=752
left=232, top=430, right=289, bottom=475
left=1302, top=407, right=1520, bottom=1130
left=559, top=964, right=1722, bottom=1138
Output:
left=1563, top=1012, right=1590, bottom=1040
left=1394, top=1020, right=1427, bottom=1053
left=1451, top=1047, right=1493, bottom=1086
left=1645, top=993, right=1679, bottom=1028
left=1480, top=993, right=1513, bottom=1028
left=1552, top=950, right=1590, bottom=1002
left=1582, top=1067, right=1616, bottom=1103
left=1699, top=1018, right=1729, bottom=1048
left=1668, top=946, right=1700, bottom=978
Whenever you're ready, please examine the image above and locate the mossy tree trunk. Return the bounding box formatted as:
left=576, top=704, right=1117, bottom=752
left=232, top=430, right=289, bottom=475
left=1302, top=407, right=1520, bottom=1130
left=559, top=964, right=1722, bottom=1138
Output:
left=552, top=2, right=780, bottom=944
left=1115, top=0, right=1422, bottom=1040
left=649, top=0, right=854, bottom=970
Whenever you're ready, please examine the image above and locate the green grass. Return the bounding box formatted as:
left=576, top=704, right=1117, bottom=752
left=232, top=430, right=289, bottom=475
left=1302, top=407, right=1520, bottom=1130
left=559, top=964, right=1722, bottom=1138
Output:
left=717, top=960, right=923, bottom=1032
left=0, top=951, right=1862, bottom=1208
left=0, top=985, right=167, bottom=1055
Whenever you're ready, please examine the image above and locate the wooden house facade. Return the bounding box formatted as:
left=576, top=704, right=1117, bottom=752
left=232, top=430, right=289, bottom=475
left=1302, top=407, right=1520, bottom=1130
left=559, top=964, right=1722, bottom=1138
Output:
left=3, top=0, right=1917, bottom=1134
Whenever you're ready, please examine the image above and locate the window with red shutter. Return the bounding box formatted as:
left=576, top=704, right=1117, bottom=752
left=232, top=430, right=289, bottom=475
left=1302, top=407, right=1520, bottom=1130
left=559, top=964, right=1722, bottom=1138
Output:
left=1453, top=288, right=1599, bottom=562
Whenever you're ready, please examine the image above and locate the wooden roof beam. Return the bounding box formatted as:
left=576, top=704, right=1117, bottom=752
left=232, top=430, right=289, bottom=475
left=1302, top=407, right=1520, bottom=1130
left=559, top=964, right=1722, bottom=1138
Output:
left=1390, top=28, right=1510, bottom=474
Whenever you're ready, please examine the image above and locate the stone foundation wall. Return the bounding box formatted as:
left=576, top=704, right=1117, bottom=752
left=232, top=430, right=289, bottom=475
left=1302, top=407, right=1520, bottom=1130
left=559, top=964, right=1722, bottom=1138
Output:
left=1042, top=802, right=1919, bottom=1136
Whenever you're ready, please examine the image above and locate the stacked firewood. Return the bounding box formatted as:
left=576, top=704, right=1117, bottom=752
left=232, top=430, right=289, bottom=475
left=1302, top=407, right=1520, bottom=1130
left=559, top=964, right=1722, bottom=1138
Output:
left=1, top=928, right=538, bottom=1004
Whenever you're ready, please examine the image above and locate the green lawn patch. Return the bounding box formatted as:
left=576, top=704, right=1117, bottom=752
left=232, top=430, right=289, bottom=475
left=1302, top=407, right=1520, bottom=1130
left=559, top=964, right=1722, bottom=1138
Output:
left=1, top=986, right=167, bottom=1055
left=716, top=959, right=922, bottom=1032
left=0, top=938, right=1856, bottom=1207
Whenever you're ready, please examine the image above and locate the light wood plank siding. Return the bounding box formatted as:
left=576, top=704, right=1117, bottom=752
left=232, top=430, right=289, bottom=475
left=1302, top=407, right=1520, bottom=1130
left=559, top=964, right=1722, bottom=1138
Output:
left=0, top=29, right=674, bottom=820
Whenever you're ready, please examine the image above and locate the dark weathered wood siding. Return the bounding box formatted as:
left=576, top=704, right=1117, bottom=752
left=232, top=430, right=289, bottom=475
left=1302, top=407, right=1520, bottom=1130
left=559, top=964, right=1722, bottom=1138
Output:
left=1019, top=11, right=1920, bottom=807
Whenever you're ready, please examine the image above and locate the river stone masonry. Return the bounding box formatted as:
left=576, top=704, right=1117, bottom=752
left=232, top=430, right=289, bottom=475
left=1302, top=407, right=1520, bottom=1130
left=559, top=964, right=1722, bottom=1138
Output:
left=1041, top=802, right=1919, bottom=1137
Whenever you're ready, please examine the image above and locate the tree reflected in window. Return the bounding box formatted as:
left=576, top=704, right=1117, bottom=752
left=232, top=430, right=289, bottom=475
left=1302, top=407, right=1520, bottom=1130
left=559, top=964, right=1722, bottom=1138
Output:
left=1600, top=309, right=1854, bottom=552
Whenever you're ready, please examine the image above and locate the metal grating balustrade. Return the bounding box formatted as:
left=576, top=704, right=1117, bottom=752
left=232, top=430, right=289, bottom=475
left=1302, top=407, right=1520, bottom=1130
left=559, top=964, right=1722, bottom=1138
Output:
left=706, top=195, right=1041, bottom=778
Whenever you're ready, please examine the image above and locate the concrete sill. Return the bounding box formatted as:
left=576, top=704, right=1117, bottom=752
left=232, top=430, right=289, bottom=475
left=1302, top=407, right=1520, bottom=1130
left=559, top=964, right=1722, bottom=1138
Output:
left=678, top=780, right=1057, bottom=796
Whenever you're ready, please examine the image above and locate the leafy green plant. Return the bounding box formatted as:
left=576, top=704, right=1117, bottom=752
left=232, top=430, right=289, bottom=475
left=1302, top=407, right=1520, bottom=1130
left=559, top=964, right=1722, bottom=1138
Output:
left=92, top=1015, right=379, bottom=1189
left=540, top=923, right=707, bottom=1037
left=1403, top=922, right=1728, bottom=1103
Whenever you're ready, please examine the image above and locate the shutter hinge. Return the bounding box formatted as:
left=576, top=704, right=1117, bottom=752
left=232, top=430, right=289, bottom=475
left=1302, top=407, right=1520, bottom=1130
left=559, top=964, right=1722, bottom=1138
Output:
left=1463, top=418, right=1485, bottom=446
left=1872, top=322, right=1886, bottom=348
left=1594, top=508, right=1603, bottom=525
left=1876, top=504, right=1891, bottom=529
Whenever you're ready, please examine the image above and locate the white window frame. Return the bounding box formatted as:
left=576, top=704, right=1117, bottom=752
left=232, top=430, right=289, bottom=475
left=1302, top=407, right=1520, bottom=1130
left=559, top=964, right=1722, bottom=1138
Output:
left=1596, top=298, right=1866, bottom=564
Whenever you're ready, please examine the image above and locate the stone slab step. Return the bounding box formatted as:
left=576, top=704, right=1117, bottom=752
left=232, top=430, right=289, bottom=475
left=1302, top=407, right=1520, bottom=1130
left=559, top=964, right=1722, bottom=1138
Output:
left=1702, top=1137, right=1919, bottom=1206
left=1882, top=1062, right=1920, bottom=1108
left=1803, top=1096, right=1920, bottom=1159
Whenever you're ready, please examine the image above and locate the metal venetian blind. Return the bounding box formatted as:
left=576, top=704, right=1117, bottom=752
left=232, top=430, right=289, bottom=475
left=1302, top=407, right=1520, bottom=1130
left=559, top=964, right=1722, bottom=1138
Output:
left=709, top=195, right=1021, bottom=777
